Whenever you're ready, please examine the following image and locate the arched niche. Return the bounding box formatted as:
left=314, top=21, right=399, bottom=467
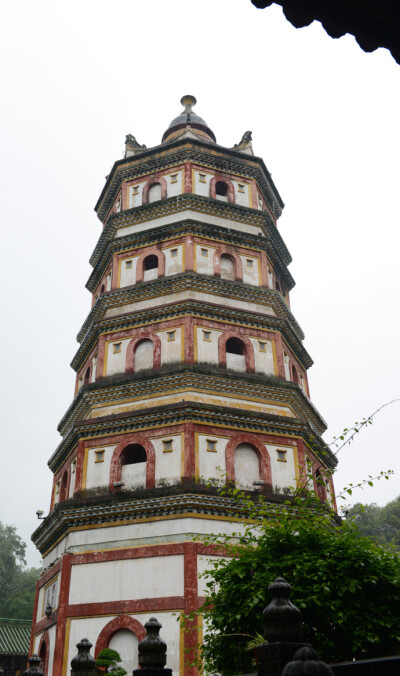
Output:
left=134, top=339, right=154, bottom=372
left=120, top=444, right=147, bottom=489
left=225, top=434, right=272, bottom=490
left=234, top=444, right=261, bottom=490
left=220, top=254, right=235, bottom=280
left=210, top=175, right=235, bottom=203
left=95, top=615, right=146, bottom=659
left=109, top=435, right=155, bottom=490
left=59, top=470, right=68, bottom=502
left=218, top=331, right=255, bottom=373
left=142, top=176, right=167, bottom=204
left=226, top=337, right=246, bottom=372
left=109, top=629, right=138, bottom=676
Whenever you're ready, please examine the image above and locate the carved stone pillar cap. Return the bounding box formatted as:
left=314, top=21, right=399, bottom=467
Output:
left=70, top=638, right=96, bottom=670
left=23, top=655, right=43, bottom=676
left=263, top=576, right=303, bottom=643
left=138, top=617, right=167, bottom=668
left=281, top=646, right=334, bottom=675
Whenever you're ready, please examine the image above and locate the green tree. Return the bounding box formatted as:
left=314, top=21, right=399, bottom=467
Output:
left=348, top=496, right=400, bottom=548
left=95, top=648, right=127, bottom=676
left=0, top=522, right=40, bottom=619
left=191, top=488, right=400, bottom=674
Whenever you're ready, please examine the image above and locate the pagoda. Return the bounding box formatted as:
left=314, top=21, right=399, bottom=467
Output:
left=30, top=96, right=337, bottom=676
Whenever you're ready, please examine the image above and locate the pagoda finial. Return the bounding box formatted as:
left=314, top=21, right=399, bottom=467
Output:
left=180, top=95, right=197, bottom=113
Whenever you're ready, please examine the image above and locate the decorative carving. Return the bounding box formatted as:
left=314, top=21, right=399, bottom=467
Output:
left=235, top=131, right=253, bottom=146
left=133, top=617, right=172, bottom=676
left=263, top=577, right=303, bottom=643
left=70, top=638, right=96, bottom=676
left=125, top=134, right=146, bottom=149
left=281, top=646, right=334, bottom=675
left=23, top=655, right=43, bottom=676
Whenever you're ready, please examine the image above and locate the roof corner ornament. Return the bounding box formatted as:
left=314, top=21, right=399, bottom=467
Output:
left=234, top=130, right=253, bottom=147
left=125, top=134, right=146, bottom=158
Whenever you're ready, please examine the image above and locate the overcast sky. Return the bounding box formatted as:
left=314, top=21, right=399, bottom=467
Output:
left=0, top=1, right=399, bottom=568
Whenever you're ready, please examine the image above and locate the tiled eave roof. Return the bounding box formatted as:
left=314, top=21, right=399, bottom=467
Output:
left=49, top=399, right=335, bottom=473
left=86, top=219, right=295, bottom=294
left=32, top=485, right=339, bottom=557
left=57, top=365, right=325, bottom=438
left=90, top=194, right=291, bottom=269
left=76, top=273, right=304, bottom=346
left=0, top=620, right=31, bottom=654
left=71, top=298, right=312, bottom=375
left=95, top=138, right=284, bottom=223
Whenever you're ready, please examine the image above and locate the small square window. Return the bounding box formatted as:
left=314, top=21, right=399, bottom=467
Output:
left=201, top=248, right=208, bottom=257
left=171, top=248, right=178, bottom=258
left=125, top=260, right=133, bottom=269
left=167, top=331, right=176, bottom=342
left=132, top=186, right=139, bottom=195
left=246, top=259, right=254, bottom=268
left=199, top=173, right=206, bottom=183
left=163, top=439, right=173, bottom=452
left=113, top=342, right=122, bottom=354
left=202, top=330, right=211, bottom=342
left=258, top=341, right=267, bottom=353
left=238, top=184, right=245, bottom=193
left=206, top=439, right=217, bottom=452
left=95, top=450, right=105, bottom=463
left=170, top=174, right=178, bottom=183
left=277, top=450, right=287, bottom=462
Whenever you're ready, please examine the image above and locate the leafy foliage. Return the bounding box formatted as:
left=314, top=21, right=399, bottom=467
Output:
left=347, top=496, right=400, bottom=548
left=95, top=648, right=127, bottom=676
left=186, top=481, right=400, bottom=674
left=0, top=522, right=40, bottom=619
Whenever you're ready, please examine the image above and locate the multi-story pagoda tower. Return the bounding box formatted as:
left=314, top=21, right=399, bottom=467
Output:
left=30, top=96, right=337, bottom=676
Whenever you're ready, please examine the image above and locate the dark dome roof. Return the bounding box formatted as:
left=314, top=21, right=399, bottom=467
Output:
left=162, top=96, right=216, bottom=143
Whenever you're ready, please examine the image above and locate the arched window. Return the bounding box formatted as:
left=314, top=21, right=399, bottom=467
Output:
left=134, top=339, right=154, bottom=372
left=100, top=284, right=105, bottom=294
left=143, top=255, right=159, bottom=282
left=108, top=630, right=138, bottom=676
left=39, top=640, right=48, bottom=676
left=83, top=366, right=91, bottom=384
left=291, top=364, right=299, bottom=383
left=120, top=444, right=147, bottom=489
left=148, top=183, right=162, bottom=203
left=234, top=444, right=260, bottom=490
left=59, top=470, right=68, bottom=502
left=220, top=254, right=235, bottom=280
left=226, top=337, right=246, bottom=372
left=215, top=181, right=229, bottom=201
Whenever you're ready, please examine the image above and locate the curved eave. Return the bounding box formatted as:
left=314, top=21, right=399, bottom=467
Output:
left=50, top=399, right=335, bottom=473
left=86, top=219, right=295, bottom=294
left=94, top=137, right=284, bottom=223
left=58, top=365, right=325, bottom=437
left=76, top=274, right=304, bottom=345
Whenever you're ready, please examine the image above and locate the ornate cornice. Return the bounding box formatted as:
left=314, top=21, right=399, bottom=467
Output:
left=95, top=138, right=284, bottom=223
left=77, top=273, right=304, bottom=345
left=90, top=193, right=291, bottom=269
left=71, top=298, right=312, bottom=374
left=49, top=400, right=335, bottom=473
left=86, top=219, right=295, bottom=294
left=58, top=365, right=325, bottom=438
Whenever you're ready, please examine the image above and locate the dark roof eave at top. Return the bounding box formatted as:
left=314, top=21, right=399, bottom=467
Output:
left=94, top=136, right=285, bottom=220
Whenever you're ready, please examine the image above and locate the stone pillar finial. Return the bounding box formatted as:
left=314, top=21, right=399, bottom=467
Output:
left=263, top=577, right=303, bottom=643
left=281, top=646, right=334, bottom=675
left=23, top=655, right=43, bottom=676
left=133, top=617, right=172, bottom=676
left=70, top=638, right=96, bottom=676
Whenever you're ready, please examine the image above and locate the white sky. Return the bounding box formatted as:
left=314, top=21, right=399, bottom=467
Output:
left=0, top=1, right=399, bottom=568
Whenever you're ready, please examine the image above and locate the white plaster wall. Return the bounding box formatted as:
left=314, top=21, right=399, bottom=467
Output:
left=233, top=182, right=250, bottom=207
left=105, top=290, right=276, bottom=319
left=128, top=182, right=145, bottom=209
left=195, top=244, right=215, bottom=275
left=91, top=356, right=97, bottom=383
left=268, top=445, right=297, bottom=491
left=166, top=170, right=183, bottom=197
left=135, top=339, right=154, bottom=372
left=283, top=353, right=291, bottom=380
left=68, top=555, right=184, bottom=604
left=121, top=461, right=146, bottom=490
left=250, top=338, right=275, bottom=376
left=234, top=444, right=260, bottom=489
left=240, top=255, right=260, bottom=286
left=194, top=170, right=212, bottom=197
left=197, top=435, right=227, bottom=483
left=116, top=210, right=264, bottom=239
left=197, top=555, right=227, bottom=595
left=149, top=183, right=162, bottom=203
left=220, top=255, right=235, bottom=280
left=152, top=434, right=182, bottom=486
left=109, top=630, right=138, bottom=676
left=196, top=327, right=221, bottom=365
left=158, top=328, right=182, bottom=365
left=164, top=245, right=183, bottom=276
left=267, top=268, right=274, bottom=288
left=68, top=461, right=76, bottom=498
left=120, top=256, right=139, bottom=287
left=106, top=271, right=112, bottom=291
left=226, top=353, right=246, bottom=372
left=85, top=445, right=116, bottom=490
left=143, top=267, right=158, bottom=282
left=105, top=339, right=129, bottom=376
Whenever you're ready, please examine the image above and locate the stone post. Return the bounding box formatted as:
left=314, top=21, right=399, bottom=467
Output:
left=133, top=617, right=172, bottom=676
left=281, top=646, right=334, bottom=675
left=70, top=638, right=97, bottom=676
left=23, top=655, right=43, bottom=676
left=256, top=577, right=310, bottom=676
